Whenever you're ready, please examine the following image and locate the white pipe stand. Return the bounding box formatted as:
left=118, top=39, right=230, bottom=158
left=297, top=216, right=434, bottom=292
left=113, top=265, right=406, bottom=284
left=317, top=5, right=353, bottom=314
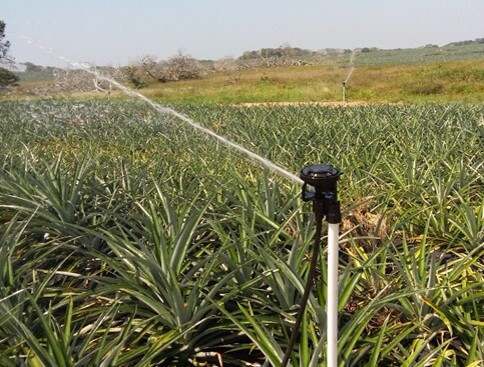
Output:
left=327, top=222, right=340, bottom=367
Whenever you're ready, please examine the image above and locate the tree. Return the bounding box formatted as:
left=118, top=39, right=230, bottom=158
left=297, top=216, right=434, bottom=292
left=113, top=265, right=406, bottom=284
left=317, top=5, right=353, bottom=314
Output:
left=140, top=55, right=167, bottom=82
left=0, top=20, right=12, bottom=63
left=0, top=67, right=19, bottom=91
left=121, top=63, right=148, bottom=88
left=0, top=20, right=18, bottom=91
left=24, top=62, right=44, bottom=72
left=164, top=51, right=206, bottom=81
left=120, top=52, right=206, bottom=86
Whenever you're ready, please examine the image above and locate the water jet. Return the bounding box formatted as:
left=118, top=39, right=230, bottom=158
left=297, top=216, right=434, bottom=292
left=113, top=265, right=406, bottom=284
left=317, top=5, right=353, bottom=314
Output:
left=18, top=34, right=303, bottom=185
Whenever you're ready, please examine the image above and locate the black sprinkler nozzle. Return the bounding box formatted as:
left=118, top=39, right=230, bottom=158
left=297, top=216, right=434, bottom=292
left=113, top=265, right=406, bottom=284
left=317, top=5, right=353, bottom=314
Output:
left=300, top=164, right=342, bottom=224
left=300, top=163, right=341, bottom=192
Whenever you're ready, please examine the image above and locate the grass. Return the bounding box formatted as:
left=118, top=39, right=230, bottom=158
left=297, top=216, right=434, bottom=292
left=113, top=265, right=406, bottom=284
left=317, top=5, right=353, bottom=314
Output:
left=6, top=58, right=484, bottom=104
left=0, top=99, right=482, bottom=366
left=133, top=60, right=484, bottom=104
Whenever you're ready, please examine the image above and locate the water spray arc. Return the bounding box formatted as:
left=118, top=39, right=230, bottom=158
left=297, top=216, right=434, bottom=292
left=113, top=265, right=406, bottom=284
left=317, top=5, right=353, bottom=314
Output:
left=282, top=164, right=341, bottom=367
left=92, top=72, right=304, bottom=185
left=19, top=35, right=303, bottom=185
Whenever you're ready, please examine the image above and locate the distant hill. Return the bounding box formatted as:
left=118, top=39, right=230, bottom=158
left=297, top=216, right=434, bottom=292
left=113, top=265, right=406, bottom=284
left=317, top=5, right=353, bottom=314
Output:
left=352, top=39, right=484, bottom=66
left=237, top=38, right=484, bottom=67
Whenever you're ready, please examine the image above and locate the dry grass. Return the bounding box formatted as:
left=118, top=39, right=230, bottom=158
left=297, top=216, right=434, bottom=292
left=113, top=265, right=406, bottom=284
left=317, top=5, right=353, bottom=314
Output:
left=7, top=59, right=482, bottom=104
left=139, top=59, right=484, bottom=103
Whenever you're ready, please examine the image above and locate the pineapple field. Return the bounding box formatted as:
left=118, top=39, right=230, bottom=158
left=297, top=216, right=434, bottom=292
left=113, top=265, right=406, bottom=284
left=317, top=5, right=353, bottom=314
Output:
left=0, top=100, right=482, bottom=366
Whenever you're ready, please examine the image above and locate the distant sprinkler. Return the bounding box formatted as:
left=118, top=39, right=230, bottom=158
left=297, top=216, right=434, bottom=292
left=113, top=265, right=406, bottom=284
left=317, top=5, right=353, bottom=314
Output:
left=342, top=50, right=359, bottom=102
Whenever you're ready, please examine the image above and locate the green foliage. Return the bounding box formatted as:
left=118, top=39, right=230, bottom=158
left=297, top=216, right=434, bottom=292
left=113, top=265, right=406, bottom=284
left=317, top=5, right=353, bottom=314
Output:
left=0, top=20, right=12, bottom=62
left=0, top=67, right=19, bottom=90
left=24, top=62, right=44, bottom=73
left=240, top=45, right=315, bottom=60
left=0, top=100, right=482, bottom=365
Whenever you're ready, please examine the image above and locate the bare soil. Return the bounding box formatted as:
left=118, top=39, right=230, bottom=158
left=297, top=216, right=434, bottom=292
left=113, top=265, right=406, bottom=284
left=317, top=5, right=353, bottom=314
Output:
left=232, top=101, right=386, bottom=108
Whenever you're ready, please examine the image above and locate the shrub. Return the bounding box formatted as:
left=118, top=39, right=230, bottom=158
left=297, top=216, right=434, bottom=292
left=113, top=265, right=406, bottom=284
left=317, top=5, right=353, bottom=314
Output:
left=0, top=67, right=19, bottom=91
left=407, top=80, right=444, bottom=95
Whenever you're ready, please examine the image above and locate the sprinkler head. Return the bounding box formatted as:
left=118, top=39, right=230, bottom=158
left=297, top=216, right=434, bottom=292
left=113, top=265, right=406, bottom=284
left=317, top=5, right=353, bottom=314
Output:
left=300, top=163, right=342, bottom=223
left=300, top=164, right=341, bottom=191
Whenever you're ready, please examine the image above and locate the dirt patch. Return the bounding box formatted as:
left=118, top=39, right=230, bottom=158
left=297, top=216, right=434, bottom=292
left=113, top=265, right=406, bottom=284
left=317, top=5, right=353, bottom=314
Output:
left=233, top=101, right=370, bottom=108
left=231, top=100, right=407, bottom=108
left=342, top=201, right=390, bottom=243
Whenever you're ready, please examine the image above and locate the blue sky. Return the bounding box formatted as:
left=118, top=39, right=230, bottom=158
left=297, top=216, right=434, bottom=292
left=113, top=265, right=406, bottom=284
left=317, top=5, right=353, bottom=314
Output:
left=1, top=0, right=483, bottom=67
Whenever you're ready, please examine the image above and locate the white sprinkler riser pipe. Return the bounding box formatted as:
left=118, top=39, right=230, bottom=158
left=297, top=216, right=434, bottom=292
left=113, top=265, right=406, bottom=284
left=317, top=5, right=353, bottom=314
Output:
left=327, top=222, right=340, bottom=367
